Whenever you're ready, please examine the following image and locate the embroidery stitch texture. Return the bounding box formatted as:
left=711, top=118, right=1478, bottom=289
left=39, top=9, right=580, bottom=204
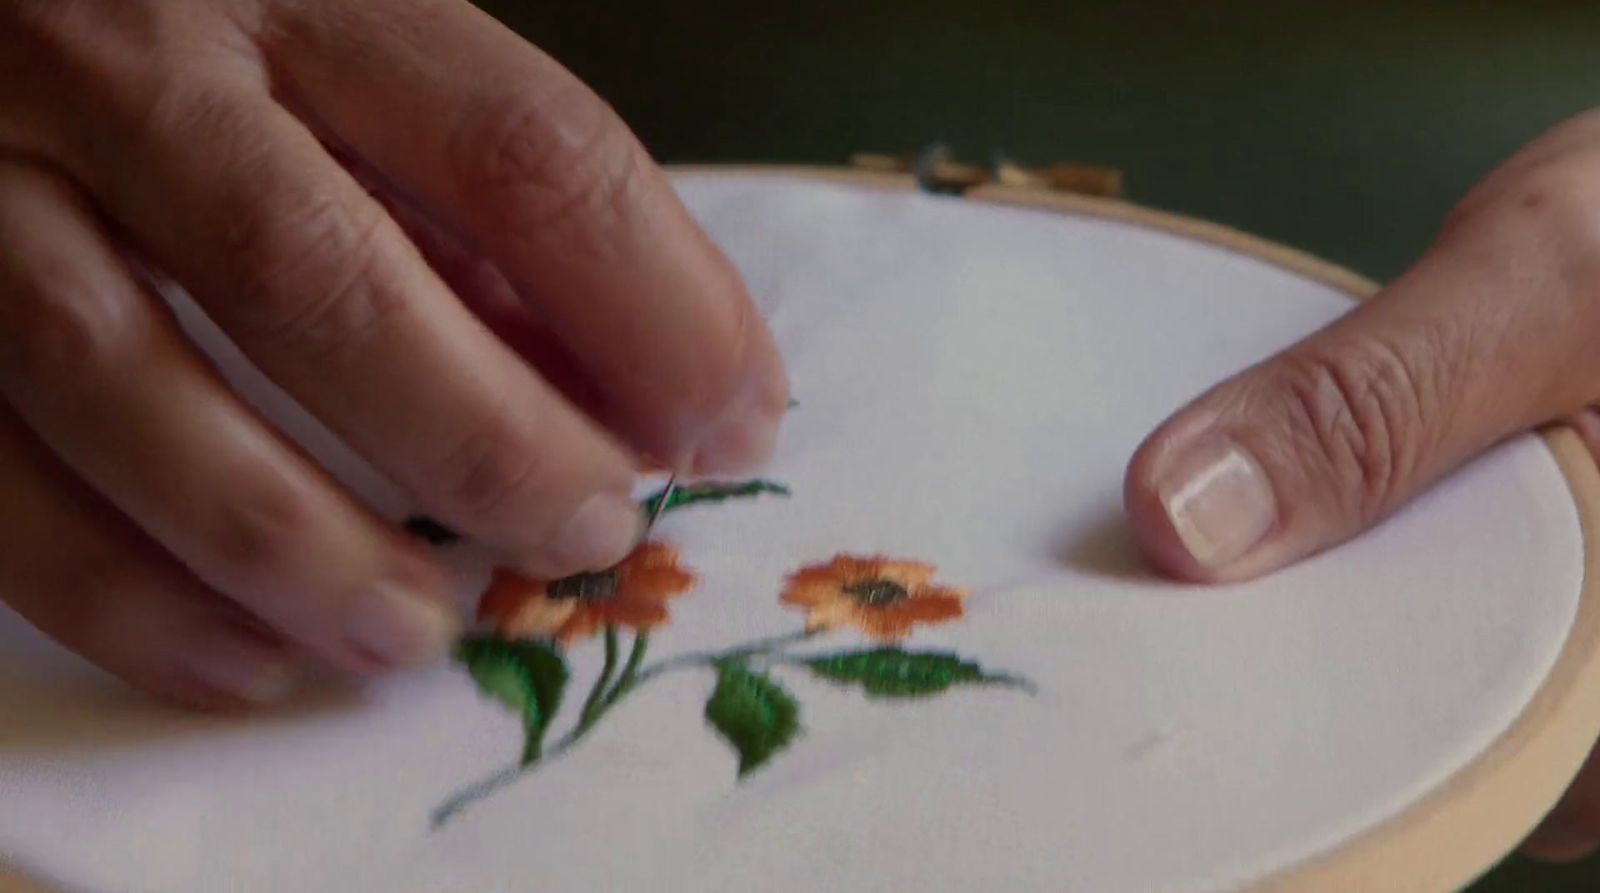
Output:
left=433, top=474, right=1031, bottom=827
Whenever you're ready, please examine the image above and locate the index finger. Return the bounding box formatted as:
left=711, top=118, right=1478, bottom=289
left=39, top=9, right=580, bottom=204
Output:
left=265, top=0, right=789, bottom=472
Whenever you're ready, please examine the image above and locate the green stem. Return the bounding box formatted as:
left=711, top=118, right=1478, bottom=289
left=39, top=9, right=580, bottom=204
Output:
left=631, top=628, right=818, bottom=685
left=602, top=630, right=650, bottom=708
left=638, top=479, right=790, bottom=520
left=577, top=626, right=620, bottom=728
left=432, top=627, right=820, bottom=828
left=432, top=761, right=521, bottom=828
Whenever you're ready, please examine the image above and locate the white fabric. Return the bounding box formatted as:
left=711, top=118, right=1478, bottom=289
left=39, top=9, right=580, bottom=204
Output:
left=0, top=174, right=1583, bottom=893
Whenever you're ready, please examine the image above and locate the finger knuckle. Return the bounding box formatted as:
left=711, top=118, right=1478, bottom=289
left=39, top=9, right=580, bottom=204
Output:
left=0, top=273, right=143, bottom=390
left=10, top=1, right=144, bottom=86
left=1267, top=339, right=1440, bottom=523
left=430, top=407, right=551, bottom=530
left=9, top=3, right=255, bottom=162
left=451, top=85, right=645, bottom=251
left=201, top=483, right=317, bottom=592
left=221, top=190, right=400, bottom=362
left=143, top=82, right=258, bottom=154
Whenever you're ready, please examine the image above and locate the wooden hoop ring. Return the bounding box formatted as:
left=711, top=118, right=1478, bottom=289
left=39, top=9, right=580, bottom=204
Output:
left=7, top=166, right=1597, bottom=893
left=672, top=165, right=1600, bottom=893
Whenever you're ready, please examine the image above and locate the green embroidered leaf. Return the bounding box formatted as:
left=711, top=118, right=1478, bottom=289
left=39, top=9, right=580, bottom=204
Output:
left=704, top=661, right=801, bottom=777
left=456, top=636, right=569, bottom=765
left=802, top=648, right=1032, bottom=698
left=639, top=479, right=791, bottom=519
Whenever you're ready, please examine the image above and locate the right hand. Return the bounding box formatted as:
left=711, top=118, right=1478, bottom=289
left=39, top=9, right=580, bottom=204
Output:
left=0, top=0, right=787, bottom=707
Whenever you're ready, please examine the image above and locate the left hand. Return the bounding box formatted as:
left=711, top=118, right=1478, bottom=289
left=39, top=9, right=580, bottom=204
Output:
left=1120, top=107, right=1600, bottom=862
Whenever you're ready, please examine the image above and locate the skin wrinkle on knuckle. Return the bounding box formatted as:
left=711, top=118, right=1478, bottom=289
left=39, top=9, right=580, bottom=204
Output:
left=1410, top=317, right=1471, bottom=455
left=1270, top=343, right=1429, bottom=525
left=105, top=81, right=258, bottom=199
left=13, top=1, right=270, bottom=172
left=220, top=188, right=401, bottom=364
left=452, top=85, right=643, bottom=258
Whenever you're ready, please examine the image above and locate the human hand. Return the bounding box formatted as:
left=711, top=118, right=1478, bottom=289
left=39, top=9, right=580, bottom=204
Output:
left=0, top=0, right=786, bottom=708
left=1121, top=108, right=1600, bottom=861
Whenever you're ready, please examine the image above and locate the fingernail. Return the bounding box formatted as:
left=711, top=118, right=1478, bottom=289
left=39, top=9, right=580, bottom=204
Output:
left=1157, top=438, right=1277, bottom=569
left=344, top=580, right=459, bottom=668
left=185, top=639, right=298, bottom=704
left=541, top=490, right=643, bottom=572
left=691, top=409, right=781, bottom=475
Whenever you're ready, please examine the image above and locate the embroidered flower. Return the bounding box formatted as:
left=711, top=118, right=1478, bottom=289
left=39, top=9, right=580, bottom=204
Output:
left=479, top=543, right=696, bottom=643
left=780, top=555, right=968, bottom=641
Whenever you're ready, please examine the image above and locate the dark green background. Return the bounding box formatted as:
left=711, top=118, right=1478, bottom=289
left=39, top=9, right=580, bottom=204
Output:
left=478, top=2, right=1597, bottom=888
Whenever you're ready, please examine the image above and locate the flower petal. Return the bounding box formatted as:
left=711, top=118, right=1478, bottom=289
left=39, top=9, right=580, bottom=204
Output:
left=600, top=598, right=672, bottom=631
left=554, top=604, right=608, bottom=643
left=875, top=595, right=965, bottom=636
left=800, top=600, right=861, bottom=633
left=478, top=569, right=549, bottom=623
left=786, top=555, right=857, bottom=585
left=626, top=541, right=682, bottom=571
left=619, top=566, right=696, bottom=602
left=502, top=596, right=580, bottom=640
left=780, top=579, right=848, bottom=607
left=913, top=583, right=971, bottom=604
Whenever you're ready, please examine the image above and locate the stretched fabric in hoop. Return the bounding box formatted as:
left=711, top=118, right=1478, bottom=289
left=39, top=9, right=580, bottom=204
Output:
left=0, top=173, right=1584, bottom=893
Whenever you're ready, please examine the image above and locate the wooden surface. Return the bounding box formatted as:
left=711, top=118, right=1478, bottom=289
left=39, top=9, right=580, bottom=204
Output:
left=7, top=167, right=1599, bottom=893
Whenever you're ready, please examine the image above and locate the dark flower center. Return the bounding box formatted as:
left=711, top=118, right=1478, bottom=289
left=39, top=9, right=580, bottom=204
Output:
left=547, top=570, right=619, bottom=602
left=844, top=578, right=910, bottom=608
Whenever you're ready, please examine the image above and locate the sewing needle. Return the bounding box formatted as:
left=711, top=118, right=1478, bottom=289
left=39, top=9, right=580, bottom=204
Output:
left=590, top=473, right=675, bottom=579
left=639, top=472, right=678, bottom=543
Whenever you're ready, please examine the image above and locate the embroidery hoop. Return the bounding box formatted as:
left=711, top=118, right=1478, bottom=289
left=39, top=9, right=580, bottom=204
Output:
left=4, top=166, right=1599, bottom=893
left=675, top=163, right=1600, bottom=892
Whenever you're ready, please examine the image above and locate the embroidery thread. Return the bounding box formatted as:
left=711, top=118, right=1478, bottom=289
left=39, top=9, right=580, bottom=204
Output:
left=478, top=543, right=695, bottom=643
left=639, top=478, right=791, bottom=519
left=433, top=480, right=1031, bottom=827
left=780, top=555, right=967, bottom=640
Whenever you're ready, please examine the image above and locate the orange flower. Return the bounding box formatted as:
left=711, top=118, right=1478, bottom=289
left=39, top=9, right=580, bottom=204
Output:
left=780, top=555, right=968, bottom=641
left=478, top=543, right=696, bottom=643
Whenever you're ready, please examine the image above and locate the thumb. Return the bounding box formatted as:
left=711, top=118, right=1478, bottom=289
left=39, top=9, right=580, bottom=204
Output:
left=1124, top=209, right=1597, bottom=582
